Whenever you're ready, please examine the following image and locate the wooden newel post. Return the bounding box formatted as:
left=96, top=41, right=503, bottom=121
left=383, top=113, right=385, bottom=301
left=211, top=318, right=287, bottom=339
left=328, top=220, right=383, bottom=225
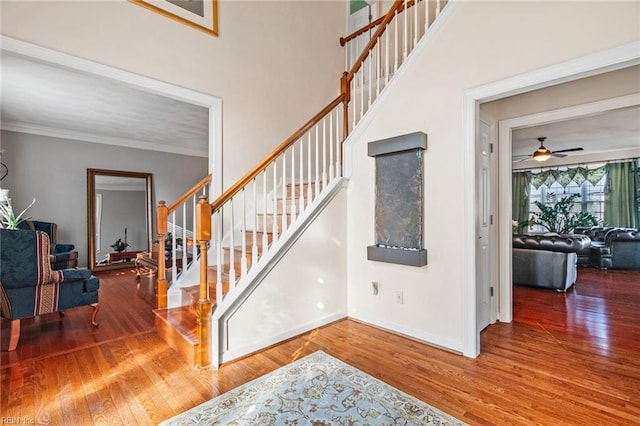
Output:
left=341, top=71, right=351, bottom=140
left=195, top=195, right=212, bottom=367
left=157, top=200, right=168, bottom=309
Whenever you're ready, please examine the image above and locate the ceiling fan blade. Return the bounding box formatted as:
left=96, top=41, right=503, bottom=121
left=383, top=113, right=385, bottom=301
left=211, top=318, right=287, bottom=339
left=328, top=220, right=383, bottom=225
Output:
left=511, top=154, right=531, bottom=159
left=551, top=147, right=584, bottom=154
left=551, top=153, right=568, bottom=158
left=512, top=156, right=532, bottom=163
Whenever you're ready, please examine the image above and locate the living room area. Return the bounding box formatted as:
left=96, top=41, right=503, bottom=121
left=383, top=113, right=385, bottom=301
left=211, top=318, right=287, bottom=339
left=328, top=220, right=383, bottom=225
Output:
left=480, top=66, right=639, bottom=304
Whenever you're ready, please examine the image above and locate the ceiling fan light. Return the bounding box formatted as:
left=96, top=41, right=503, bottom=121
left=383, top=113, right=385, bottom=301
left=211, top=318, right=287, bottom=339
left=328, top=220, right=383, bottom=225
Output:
left=533, top=149, right=552, bottom=162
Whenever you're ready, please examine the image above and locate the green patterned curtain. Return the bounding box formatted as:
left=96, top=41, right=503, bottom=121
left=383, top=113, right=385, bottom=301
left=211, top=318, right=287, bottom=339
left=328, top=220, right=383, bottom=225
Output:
left=512, top=171, right=531, bottom=233
left=529, top=165, right=606, bottom=190
left=604, top=160, right=640, bottom=227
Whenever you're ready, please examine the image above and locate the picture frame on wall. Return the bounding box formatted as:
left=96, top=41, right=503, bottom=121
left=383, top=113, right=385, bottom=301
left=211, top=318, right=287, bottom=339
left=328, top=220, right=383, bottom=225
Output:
left=130, top=0, right=218, bottom=36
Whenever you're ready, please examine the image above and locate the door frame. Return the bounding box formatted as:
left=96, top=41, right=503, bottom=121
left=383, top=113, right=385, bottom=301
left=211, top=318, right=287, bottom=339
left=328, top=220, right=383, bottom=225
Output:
left=462, top=41, right=640, bottom=357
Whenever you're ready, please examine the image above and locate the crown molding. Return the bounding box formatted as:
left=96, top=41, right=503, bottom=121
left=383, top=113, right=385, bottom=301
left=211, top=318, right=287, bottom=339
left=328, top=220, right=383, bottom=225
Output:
left=1, top=121, right=208, bottom=158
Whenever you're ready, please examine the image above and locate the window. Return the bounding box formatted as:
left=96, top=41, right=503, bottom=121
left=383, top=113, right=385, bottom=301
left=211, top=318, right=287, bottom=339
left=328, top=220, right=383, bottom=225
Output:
left=527, top=173, right=606, bottom=233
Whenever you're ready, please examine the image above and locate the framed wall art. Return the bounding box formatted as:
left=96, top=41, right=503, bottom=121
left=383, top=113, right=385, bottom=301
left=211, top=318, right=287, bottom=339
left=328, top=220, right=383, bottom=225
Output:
left=130, top=0, right=219, bottom=36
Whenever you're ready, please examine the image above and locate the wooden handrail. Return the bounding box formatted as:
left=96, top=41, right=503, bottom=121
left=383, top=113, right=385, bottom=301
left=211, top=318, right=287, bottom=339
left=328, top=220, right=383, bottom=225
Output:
left=339, top=0, right=417, bottom=47
left=340, top=15, right=386, bottom=46
left=168, top=174, right=212, bottom=213
left=346, top=0, right=404, bottom=83
left=210, top=94, right=344, bottom=212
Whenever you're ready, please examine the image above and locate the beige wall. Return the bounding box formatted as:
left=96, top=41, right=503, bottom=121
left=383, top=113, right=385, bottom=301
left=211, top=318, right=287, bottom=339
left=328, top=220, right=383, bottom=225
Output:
left=346, top=1, right=640, bottom=352
left=482, top=65, right=640, bottom=170
left=0, top=0, right=346, bottom=190
left=482, top=65, right=640, bottom=121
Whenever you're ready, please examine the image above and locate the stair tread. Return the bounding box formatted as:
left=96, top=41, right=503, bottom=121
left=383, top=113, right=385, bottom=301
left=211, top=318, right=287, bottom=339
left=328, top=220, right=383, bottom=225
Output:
left=153, top=306, right=198, bottom=344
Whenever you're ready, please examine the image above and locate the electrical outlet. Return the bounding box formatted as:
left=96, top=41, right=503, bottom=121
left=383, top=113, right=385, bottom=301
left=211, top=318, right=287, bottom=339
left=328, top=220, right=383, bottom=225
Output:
left=395, top=291, right=403, bottom=304
left=372, top=281, right=379, bottom=296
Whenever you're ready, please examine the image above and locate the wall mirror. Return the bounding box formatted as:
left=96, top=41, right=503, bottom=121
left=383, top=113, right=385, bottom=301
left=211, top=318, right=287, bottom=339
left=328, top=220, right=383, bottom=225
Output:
left=87, top=168, right=153, bottom=272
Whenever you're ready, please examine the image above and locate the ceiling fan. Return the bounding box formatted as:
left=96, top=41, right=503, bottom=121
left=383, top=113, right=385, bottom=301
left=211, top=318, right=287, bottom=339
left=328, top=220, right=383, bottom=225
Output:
left=513, top=137, right=584, bottom=162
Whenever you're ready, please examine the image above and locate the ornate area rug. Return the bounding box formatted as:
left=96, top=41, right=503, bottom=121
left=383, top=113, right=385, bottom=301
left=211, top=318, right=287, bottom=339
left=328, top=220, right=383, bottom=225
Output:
left=161, top=350, right=467, bottom=425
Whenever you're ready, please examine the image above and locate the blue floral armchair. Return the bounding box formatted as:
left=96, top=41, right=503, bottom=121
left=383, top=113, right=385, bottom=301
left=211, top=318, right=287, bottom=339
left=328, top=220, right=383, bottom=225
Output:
left=0, top=228, right=99, bottom=351
left=18, top=220, right=79, bottom=269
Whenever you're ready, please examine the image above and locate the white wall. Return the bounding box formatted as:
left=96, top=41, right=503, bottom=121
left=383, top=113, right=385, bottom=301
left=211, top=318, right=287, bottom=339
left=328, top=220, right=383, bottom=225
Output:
left=346, top=1, right=640, bottom=353
left=1, top=130, right=208, bottom=267
left=0, top=0, right=346, bottom=191
left=225, top=187, right=348, bottom=361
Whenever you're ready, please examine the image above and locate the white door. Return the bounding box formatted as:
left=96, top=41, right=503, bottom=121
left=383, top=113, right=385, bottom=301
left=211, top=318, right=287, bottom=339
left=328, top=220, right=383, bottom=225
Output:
left=347, top=3, right=373, bottom=70
left=476, top=113, right=497, bottom=333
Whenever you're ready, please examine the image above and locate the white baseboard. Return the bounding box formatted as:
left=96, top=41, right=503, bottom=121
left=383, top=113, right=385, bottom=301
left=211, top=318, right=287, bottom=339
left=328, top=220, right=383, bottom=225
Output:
left=220, top=311, right=347, bottom=364
left=348, top=313, right=464, bottom=354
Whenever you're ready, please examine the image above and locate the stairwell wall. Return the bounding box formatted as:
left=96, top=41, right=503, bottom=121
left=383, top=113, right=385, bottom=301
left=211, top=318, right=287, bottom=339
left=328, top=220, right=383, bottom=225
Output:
left=224, top=186, right=348, bottom=362
left=346, top=1, right=640, bottom=353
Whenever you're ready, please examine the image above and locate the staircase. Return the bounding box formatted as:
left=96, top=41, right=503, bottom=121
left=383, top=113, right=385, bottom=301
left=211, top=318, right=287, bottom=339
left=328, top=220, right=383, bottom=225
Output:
left=152, top=0, right=449, bottom=368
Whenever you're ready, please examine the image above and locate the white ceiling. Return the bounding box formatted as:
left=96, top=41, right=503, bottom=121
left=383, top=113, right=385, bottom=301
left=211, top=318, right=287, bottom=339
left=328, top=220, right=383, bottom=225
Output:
left=0, top=53, right=209, bottom=157
left=511, top=105, right=640, bottom=163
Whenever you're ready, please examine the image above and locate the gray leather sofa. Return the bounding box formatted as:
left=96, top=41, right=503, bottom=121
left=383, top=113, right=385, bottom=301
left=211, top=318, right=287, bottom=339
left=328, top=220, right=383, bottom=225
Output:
left=596, top=228, right=640, bottom=270
left=512, top=234, right=591, bottom=292
left=573, top=227, right=640, bottom=270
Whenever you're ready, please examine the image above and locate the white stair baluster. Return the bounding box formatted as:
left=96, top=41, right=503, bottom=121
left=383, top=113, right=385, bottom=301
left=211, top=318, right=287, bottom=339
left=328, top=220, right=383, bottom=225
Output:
left=191, top=194, right=197, bottom=272
left=272, top=161, right=279, bottom=239
left=307, top=133, right=312, bottom=203
left=262, top=170, right=268, bottom=256
left=329, top=112, right=335, bottom=181
left=299, top=138, right=305, bottom=213
left=171, top=213, right=177, bottom=279
left=215, top=209, right=223, bottom=306
left=229, top=198, right=236, bottom=288
left=385, top=25, right=390, bottom=84
left=413, top=0, right=418, bottom=46
left=367, top=53, right=372, bottom=108
left=359, top=69, right=364, bottom=120
left=252, top=178, right=258, bottom=265
left=403, top=0, right=408, bottom=59
left=314, top=125, right=320, bottom=198
left=290, top=144, right=297, bottom=219
left=241, top=188, right=247, bottom=277
left=376, top=38, right=381, bottom=98
left=425, top=0, right=430, bottom=33
left=322, top=117, right=328, bottom=188
left=181, top=203, right=187, bottom=276
left=281, top=153, right=287, bottom=233
left=336, top=106, right=342, bottom=176
left=394, top=10, right=399, bottom=72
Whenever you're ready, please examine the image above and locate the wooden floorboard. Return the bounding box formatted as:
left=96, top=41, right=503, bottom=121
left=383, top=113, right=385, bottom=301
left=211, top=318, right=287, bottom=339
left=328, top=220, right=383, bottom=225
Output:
left=1, top=267, right=639, bottom=425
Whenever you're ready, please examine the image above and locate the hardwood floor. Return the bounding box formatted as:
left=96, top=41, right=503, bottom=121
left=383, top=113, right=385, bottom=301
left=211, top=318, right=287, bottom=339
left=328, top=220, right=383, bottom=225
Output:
left=1, top=268, right=639, bottom=425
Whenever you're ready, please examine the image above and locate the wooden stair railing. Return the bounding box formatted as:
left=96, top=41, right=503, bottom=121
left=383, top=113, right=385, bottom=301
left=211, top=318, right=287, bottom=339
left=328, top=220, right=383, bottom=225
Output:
left=156, top=173, right=212, bottom=309
left=341, top=0, right=446, bottom=133
left=155, top=0, right=449, bottom=368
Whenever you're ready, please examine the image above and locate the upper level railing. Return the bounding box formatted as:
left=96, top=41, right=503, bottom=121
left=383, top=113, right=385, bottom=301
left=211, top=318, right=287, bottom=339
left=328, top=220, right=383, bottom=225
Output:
left=341, top=0, right=444, bottom=132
